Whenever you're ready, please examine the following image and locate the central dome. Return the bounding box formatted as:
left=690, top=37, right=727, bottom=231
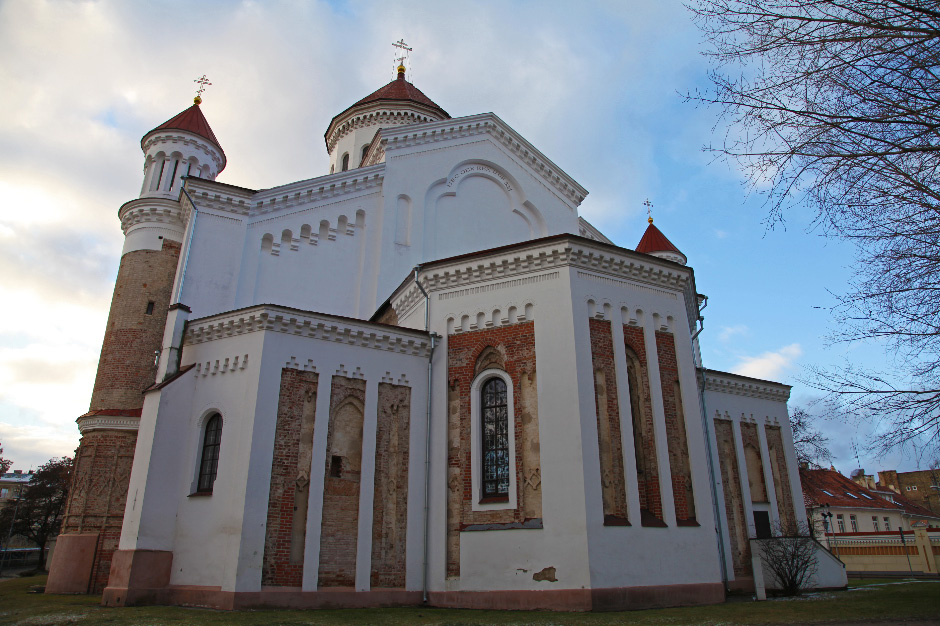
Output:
left=324, top=67, right=450, bottom=173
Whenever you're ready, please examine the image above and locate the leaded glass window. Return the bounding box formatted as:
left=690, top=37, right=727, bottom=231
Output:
left=198, top=414, right=223, bottom=492
left=481, top=377, right=509, bottom=499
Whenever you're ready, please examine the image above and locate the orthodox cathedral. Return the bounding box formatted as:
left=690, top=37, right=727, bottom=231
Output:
left=45, top=62, right=843, bottom=610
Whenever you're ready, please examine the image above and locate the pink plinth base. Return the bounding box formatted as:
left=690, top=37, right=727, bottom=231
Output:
left=101, top=549, right=173, bottom=607
left=102, top=578, right=724, bottom=612
left=45, top=533, right=98, bottom=594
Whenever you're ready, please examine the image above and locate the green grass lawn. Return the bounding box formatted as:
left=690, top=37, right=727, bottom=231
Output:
left=1, top=576, right=938, bottom=626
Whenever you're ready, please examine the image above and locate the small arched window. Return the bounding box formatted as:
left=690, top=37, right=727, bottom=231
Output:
left=341, top=153, right=350, bottom=171
left=197, top=414, right=223, bottom=492
left=361, top=144, right=370, bottom=164
left=481, top=378, right=509, bottom=500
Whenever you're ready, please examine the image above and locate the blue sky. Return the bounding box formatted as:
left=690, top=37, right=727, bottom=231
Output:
left=0, top=0, right=922, bottom=474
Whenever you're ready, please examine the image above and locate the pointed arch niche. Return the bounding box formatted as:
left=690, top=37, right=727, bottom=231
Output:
left=423, top=160, right=547, bottom=260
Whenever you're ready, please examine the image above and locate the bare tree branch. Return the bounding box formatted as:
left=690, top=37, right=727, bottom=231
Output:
left=687, top=0, right=940, bottom=456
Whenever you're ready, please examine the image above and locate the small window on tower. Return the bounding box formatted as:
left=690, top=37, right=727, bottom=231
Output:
left=341, top=153, right=350, bottom=171
left=145, top=301, right=155, bottom=315
left=361, top=144, right=370, bottom=164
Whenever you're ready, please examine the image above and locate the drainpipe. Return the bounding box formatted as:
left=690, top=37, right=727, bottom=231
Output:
left=691, top=295, right=728, bottom=589
left=414, top=266, right=438, bottom=604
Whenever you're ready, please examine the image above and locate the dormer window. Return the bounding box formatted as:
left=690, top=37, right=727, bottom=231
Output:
left=845, top=492, right=858, bottom=498
left=821, top=490, right=834, bottom=497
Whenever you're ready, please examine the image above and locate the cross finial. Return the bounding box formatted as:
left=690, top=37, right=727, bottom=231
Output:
left=193, top=74, right=212, bottom=104
left=392, top=38, right=413, bottom=77
left=643, top=199, right=654, bottom=224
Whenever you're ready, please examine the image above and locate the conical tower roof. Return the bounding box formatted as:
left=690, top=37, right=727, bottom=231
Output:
left=144, top=100, right=224, bottom=156
left=636, top=220, right=687, bottom=265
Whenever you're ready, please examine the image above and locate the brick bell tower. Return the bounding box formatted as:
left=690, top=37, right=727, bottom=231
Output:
left=46, top=93, right=225, bottom=594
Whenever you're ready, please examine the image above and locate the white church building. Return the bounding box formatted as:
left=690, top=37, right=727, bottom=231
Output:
left=45, top=63, right=844, bottom=610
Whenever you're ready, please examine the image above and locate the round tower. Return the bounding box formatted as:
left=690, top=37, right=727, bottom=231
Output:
left=46, top=99, right=224, bottom=595
left=324, top=64, right=449, bottom=174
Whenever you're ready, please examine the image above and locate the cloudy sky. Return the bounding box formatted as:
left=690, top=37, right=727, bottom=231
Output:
left=0, top=0, right=921, bottom=474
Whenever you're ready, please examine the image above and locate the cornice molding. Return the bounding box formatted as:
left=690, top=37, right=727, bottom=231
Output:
left=703, top=370, right=791, bottom=402
left=325, top=103, right=447, bottom=154
left=578, top=217, right=613, bottom=244
left=118, top=197, right=186, bottom=235
left=142, top=131, right=225, bottom=171
left=184, top=305, right=431, bottom=357
left=379, top=113, right=588, bottom=207
left=181, top=168, right=386, bottom=223
left=77, top=415, right=141, bottom=434
left=391, top=237, right=691, bottom=322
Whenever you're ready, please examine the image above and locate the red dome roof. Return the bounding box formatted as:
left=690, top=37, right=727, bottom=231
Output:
left=636, top=223, right=682, bottom=256
left=146, top=103, right=224, bottom=154
left=325, top=73, right=450, bottom=151
left=346, top=72, right=449, bottom=119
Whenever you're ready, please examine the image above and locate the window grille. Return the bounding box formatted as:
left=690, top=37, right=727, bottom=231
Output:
left=198, top=414, right=223, bottom=492
left=481, top=377, right=509, bottom=500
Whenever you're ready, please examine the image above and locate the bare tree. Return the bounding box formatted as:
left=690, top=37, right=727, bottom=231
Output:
left=686, top=1, right=940, bottom=456
left=755, top=520, right=819, bottom=596
left=790, top=407, right=834, bottom=468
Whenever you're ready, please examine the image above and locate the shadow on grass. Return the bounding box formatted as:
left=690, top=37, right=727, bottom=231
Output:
left=1, top=575, right=938, bottom=626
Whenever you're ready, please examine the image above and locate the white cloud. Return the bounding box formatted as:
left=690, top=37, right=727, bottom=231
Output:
left=718, top=324, right=749, bottom=342
left=732, top=343, right=802, bottom=381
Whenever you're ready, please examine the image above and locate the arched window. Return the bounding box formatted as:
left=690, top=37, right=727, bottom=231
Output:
left=341, top=153, right=350, bottom=171
left=198, top=414, right=223, bottom=492
left=361, top=144, right=370, bottom=164
left=481, top=377, right=509, bottom=500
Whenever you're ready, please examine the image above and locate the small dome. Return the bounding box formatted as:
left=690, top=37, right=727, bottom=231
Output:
left=144, top=103, right=225, bottom=159
left=636, top=222, right=687, bottom=265
left=324, top=73, right=450, bottom=157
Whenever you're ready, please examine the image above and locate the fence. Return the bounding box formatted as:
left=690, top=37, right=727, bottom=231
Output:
left=825, top=527, right=939, bottom=576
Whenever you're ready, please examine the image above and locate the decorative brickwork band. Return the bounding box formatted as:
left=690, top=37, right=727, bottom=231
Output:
left=714, top=418, right=751, bottom=578
left=446, top=321, right=542, bottom=578
left=588, top=319, right=629, bottom=526
left=90, top=239, right=182, bottom=412
left=655, top=331, right=696, bottom=525
left=370, top=383, right=411, bottom=588
left=262, top=368, right=319, bottom=587
left=765, top=425, right=796, bottom=527
left=58, top=429, right=138, bottom=593
left=622, top=325, right=663, bottom=526
left=318, top=376, right=367, bottom=588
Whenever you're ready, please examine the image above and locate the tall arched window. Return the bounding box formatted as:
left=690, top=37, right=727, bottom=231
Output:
left=361, top=144, right=370, bottom=164
left=341, top=153, right=350, bottom=171
left=198, top=413, right=223, bottom=492
left=481, top=378, right=509, bottom=500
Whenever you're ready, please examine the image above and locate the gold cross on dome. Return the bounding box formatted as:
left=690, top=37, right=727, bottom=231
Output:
left=392, top=38, right=412, bottom=69
left=643, top=198, right=654, bottom=223
left=194, top=74, right=212, bottom=98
